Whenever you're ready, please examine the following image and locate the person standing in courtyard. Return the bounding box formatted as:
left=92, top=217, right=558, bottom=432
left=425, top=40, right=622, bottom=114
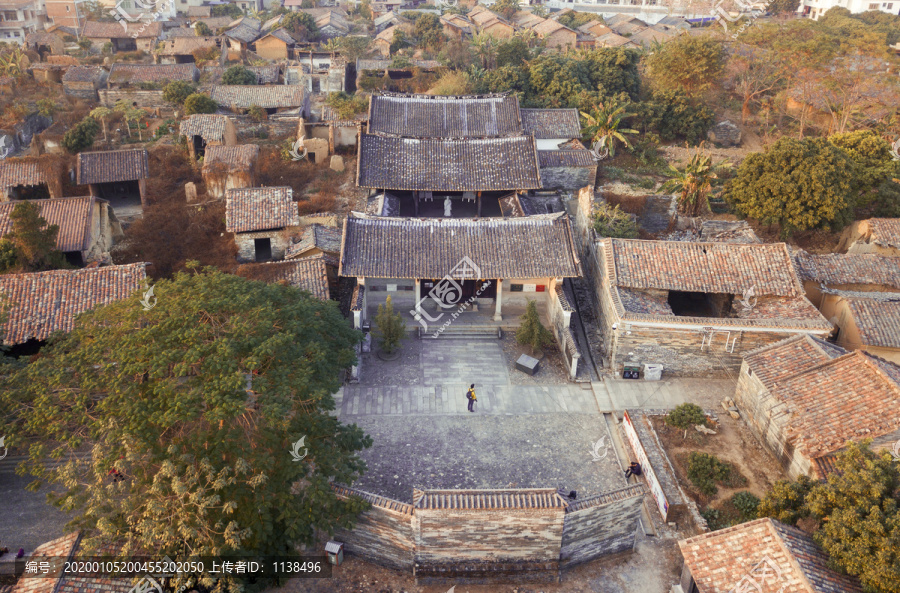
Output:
left=466, top=384, right=476, bottom=412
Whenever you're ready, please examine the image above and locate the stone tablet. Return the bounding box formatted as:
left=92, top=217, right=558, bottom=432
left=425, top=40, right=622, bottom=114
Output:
left=516, top=353, right=540, bottom=375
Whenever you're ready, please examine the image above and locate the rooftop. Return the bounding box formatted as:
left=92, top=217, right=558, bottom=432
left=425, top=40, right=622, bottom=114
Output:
left=108, top=63, right=198, bottom=84
left=0, top=159, right=48, bottom=189
left=863, top=218, right=900, bottom=247
left=203, top=144, right=259, bottom=169
left=538, top=149, right=596, bottom=168
left=679, top=518, right=863, bottom=593
left=0, top=196, right=96, bottom=253
left=367, top=93, right=523, bottom=138
left=339, top=212, right=581, bottom=279
left=225, top=186, right=298, bottom=233
left=235, top=258, right=330, bottom=300
left=209, top=85, right=304, bottom=109
left=202, top=65, right=280, bottom=85
left=0, top=264, right=146, bottom=346
left=286, top=224, right=342, bottom=259
left=178, top=114, right=231, bottom=142
left=844, top=296, right=900, bottom=349
left=76, top=149, right=149, bottom=185
left=520, top=108, right=581, bottom=139
left=81, top=20, right=161, bottom=39
left=794, top=251, right=900, bottom=289
left=158, top=35, right=221, bottom=55
left=224, top=23, right=260, bottom=44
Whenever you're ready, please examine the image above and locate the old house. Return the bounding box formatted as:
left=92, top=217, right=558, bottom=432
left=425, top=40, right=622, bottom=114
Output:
left=30, top=62, right=69, bottom=84
left=235, top=257, right=332, bottom=300
left=254, top=27, right=300, bottom=60
left=156, top=35, right=223, bottom=63
left=203, top=144, right=259, bottom=199
left=223, top=19, right=261, bottom=54
left=577, top=20, right=612, bottom=38
left=537, top=149, right=597, bottom=192
left=179, top=114, right=237, bottom=160
left=676, top=518, right=864, bottom=593
left=358, top=93, right=543, bottom=216
left=201, top=64, right=280, bottom=85
left=521, top=108, right=581, bottom=150
left=0, top=158, right=63, bottom=200
left=440, top=13, right=472, bottom=40
left=839, top=218, right=900, bottom=256
left=62, top=66, right=107, bottom=101
left=24, top=31, right=65, bottom=58
left=209, top=85, right=308, bottom=116
left=0, top=263, right=146, bottom=351
left=594, top=32, right=636, bottom=49
left=630, top=26, right=677, bottom=48
left=226, top=186, right=299, bottom=262
left=76, top=148, right=150, bottom=217
left=375, top=11, right=407, bottom=33
left=735, top=335, right=900, bottom=479
left=285, top=223, right=341, bottom=262
left=107, top=62, right=199, bottom=88
left=531, top=20, right=577, bottom=50
left=80, top=20, right=162, bottom=52
left=373, top=24, right=401, bottom=57
left=0, top=196, right=122, bottom=266
left=186, top=5, right=211, bottom=20
left=315, top=10, right=349, bottom=40
left=582, top=232, right=832, bottom=376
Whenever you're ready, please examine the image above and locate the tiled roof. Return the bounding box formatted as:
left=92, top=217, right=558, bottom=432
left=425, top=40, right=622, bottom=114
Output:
left=12, top=532, right=81, bottom=593
left=630, top=26, right=676, bottom=47
left=225, top=186, right=298, bottom=233
left=77, top=149, right=149, bottom=185
left=339, top=212, right=581, bottom=279
left=24, top=31, right=63, bottom=46
left=196, top=16, right=233, bottom=29
left=367, top=93, right=523, bottom=138
left=209, top=85, right=304, bottom=109
left=845, top=296, right=900, bottom=349
left=13, top=533, right=134, bottom=593
left=0, top=197, right=95, bottom=253
left=0, top=159, right=46, bottom=189
left=605, top=13, right=647, bottom=27
left=187, top=5, right=211, bottom=17
left=743, top=334, right=846, bottom=390
left=865, top=218, right=900, bottom=247
left=235, top=258, right=329, bottom=300
left=521, top=108, right=581, bottom=139
left=357, top=134, right=542, bottom=191
left=179, top=114, right=230, bottom=142
left=81, top=20, right=161, bottom=38
left=679, top=518, right=864, bottom=593
left=286, top=224, right=342, bottom=259
left=357, top=58, right=441, bottom=70
left=538, top=149, right=596, bottom=167
left=0, top=264, right=146, bottom=346
left=47, top=55, right=80, bottom=66
left=595, top=32, right=633, bottom=47
left=413, top=488, right=568, bottom=510
left=533, top=19, right=572, bottom=36
left=610, top=20, right=645, bottom=35
left=108, top=63, right=198, bottom=84
left=61, top=65, right=105, bottom=83
left=225, top=23, right=261, bottom=43
left=167, top=27, right=198, bottom=37
left=263, top=27, right=298, bottom=44
left=203, top=144, right=258, bottom=169
left=201, top=65, right=280, bottom=84
left=794, top=252, right=900, bottom=289
left=158, top=35, right=221, bottom=55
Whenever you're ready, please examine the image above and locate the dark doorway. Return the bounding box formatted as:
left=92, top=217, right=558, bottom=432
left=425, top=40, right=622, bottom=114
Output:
left=254, top=238, right=272, bottom=262
left=422, top=279, right=497, bottom=305
left=10, top=184, right=51, bottom=200
left=114, top=38, right=138, bottom=52
left=192, top=135, right=206, bottom=159
left=64, top=251, right=84, bottom=267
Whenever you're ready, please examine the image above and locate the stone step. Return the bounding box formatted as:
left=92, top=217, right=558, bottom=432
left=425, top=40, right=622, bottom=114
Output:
left=420, top=325, right=503, bottom=339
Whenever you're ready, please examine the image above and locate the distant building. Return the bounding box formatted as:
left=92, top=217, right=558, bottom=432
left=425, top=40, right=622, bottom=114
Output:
left=179, top=114, right=237, bottom=160
left=76, top=148, right=150, bottom=216
left=799, top=0, right=900, bottom=19
left=0, top=158, right=63, bottom=201
left=209, top=85, right=308, bottom=115
left=62, top=65, right=107, bottom=101
left=0, top=0, right=45, bottom=44
left=45, top=0, right=86, bottom=29
left=80, top=20, right=162, bottom=52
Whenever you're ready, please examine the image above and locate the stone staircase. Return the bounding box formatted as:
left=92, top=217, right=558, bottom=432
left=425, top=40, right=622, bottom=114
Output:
left=419, top=324, right=503, bottom=339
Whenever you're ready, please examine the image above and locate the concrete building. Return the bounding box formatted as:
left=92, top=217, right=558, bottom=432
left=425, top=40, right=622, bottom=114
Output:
left=799, top=0, right=900, bottom=19
left=44, top=0, right=85, bottom=28
left=0, top=0, right=45, bottom=44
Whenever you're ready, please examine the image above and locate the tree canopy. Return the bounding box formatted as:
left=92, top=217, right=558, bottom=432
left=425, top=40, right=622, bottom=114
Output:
left=0, top=201, right=69, bottom=273
left=1, top=266, right=372, bottom=591
left=61, top=116, right=99, bottom=153
left=222, top=65, right=257, bottom=85
left=183, top=93, right=218, bottom=115
left=163, top=80, right=197, bottom=105
left=644, top=35, right=725, bottom=97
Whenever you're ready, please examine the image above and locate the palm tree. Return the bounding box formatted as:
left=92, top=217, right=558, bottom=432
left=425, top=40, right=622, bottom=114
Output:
left=472, top=33, right=497, bottom=70
left=579, top=100, right=638, bottom=158
left=89, top=107, right=113, bottom=143
left=660, top=146, right=730, bottom=217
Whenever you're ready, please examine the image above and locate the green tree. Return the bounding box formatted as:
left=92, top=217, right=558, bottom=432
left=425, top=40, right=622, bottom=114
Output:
left=324, top=92, right=368, bottom=120
left=0, top=267, right=371, bottom=584
left=665, top=403, right=708, bottom=429
left=283, top=11, right=319, bottom=41
left=493, top=0, right=520, bottom=20
left=0, top=201, right=69, bottom=273
left=769, top=0, right=800, bottom=14
left=359, top=0, right=372, bottom=20
left=726, top=137, right=855, bottom=236
left=222, top=65, right=257, bottom=85
left=390, top=28, right=407, bottom=54
left=89, top=107, right=113, bottom=142
left=61, top=117, right=99, bottom=153
left=211, top=3, right=243, bottom=18
left=373, top=295, right=406, bottom=355
left=36, top=99, right=58, bottom=118
left=183, top=93, right=218, bottom=115
left=591, top=202, right=637, bottom=238
left=516, top=300, right=554, bottom=355
left=644, top=35, right=725, bottom=97
left=413, top=13, right=445, bottom=51
left=472, top=32, right=498, bottom=70
left=496, top=36, right=529, bottom=68
left=828, top=130, right=899, bottom=197
left=634, top=89, right=714, bottom=145
left=580, top=100, right=638, bottom=158
left=429, top=71, right=473, bottom=95
left=247, top=104, right=267, bottom=122
left=194, top=21, right=212, bottom=36
left=661, top=148, right=728, bottom=217
left=757, top=475, right=815, bottom=525
left=328, top=36, right=371, bottom=63
left=163, top=80, right=198, bottom=105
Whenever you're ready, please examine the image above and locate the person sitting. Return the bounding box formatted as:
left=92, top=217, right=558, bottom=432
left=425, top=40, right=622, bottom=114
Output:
left=624, top=461, right=642, bottom=479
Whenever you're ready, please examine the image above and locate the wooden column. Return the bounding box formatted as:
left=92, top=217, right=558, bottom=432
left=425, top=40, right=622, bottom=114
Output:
left=477, top=191, right=482, bottom=217
left=493, top=279, right=503, bottom=322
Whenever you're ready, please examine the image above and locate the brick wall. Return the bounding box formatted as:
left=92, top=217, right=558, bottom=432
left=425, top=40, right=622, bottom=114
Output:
left=64, top=81, right=100, bottom=101
left=100, top=89, right=166, bottom=109
left=559, top=484, right=645, bottom=567
left=235, top=228, right=294, bottom=263
left=331, top=484, right=416, bottom=571
left=540, top=166, right=597, bottom=192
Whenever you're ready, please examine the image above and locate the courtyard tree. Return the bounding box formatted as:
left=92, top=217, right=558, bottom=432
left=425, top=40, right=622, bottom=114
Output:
left=580, top=100, right=638, bottom=158
left=373, top=295, right=406, bottom=356
left=183, top=93, right=218, bottom=115
left=493, top=0, right=520, bottom=20
left=724, top=46, right=786, bottom=123
left=516, top=300, right=554, bottom=355
left=89, top=106, right=113, bottom=142
left=222, top=65, right=257, bottom=85
left=661, top=147, right=728, bottom=217
left=0, top=266, right=371, bottom=588
left=591, top=202, right=637, bottom=238
left=644, top=35, right=725, bottom=97
left=194, top=21, right=212, bottom=36
left=61, top=116, right=99, bottom=153
left=163, top=80, right=198, bottom=105
left=283, top=11, right=319, bottom=41
left=412, top=13, right=445, bottom=51
left=0, top=201, right=69, bottom=273
left=726, top=137, right=855, bottom=236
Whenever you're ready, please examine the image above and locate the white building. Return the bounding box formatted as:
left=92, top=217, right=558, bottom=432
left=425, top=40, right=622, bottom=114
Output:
left=798, top=0, right=899, bottom=18
left=0, top=0, right=45, bottom=44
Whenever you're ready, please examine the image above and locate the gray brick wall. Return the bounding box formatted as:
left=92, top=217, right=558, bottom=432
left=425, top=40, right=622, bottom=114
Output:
left=560, top=485, right=645, bottom=567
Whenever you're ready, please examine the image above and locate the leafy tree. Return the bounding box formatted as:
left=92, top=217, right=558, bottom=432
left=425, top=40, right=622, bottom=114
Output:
left=283, top=11, right=318, bottom=41
left=247, top=104, right=267, bottom=122
left=472, top=32, right=498, bottom=70
left=665, top=403, right=708, bottom=429
left=687, top=452, right=737, bottom=497
left=662, top=148, right=728, bottom=217
left=580, top=100, right=638, bottom=158
left=413, top=13, right=445, bottom=51
left=373, top=295, right=406, bottom=354
left=0, top=201, right=69, bottom=273
left=757, top=475, right=815, bottom=525
left=644, top=35, right=725, bottom=97
left=828, top=130, right=899, bottom=196
left=124, top=108, right=146, bottom=141
left=1, top=266, right=371, bottom=588
left=36, top=99, right=58, bottom=118
left=731, top=491, right=760, bottom=522
left=592, top=202, right=637, bottom=238
left=359, top=0, right=372, bottom=20
left=328, top=36, right=371, bottom=63
left=493, top=0, right=520, bottom=20
left=724, top=46, right=786, bottom=123
left=634, top=89, right=714, bottom=145
left=163, top=80, right=198, bottom=105
left=194, top=21, right=212, bottom=36
left=89, top=107, right=113, bottom=142
left=390, top=29, right=407, bottom=54
left=429, top=71, right=473, bottom=95
left=769, top=0, right=800, bottom=14
left=556, top=11, right=603, bottom=28
left=211, top=3, right=243, bottom=18
left=438, top=38, right=474, bottom=70
left=516, top=300, right=554, bottom=355
left=61, top=117, right=99, bottom=153
left=183, top=93, right=218, bottom=115
left=496, top=36, right=529, bottom=68
left=222, top=65, right=257, bottom=85
left=324, top=92, right=368, bottom=120
left=82, top=0, right=115, bottom=21
left=530, top=5, right=548, bottom=17
left=726, top=137, right=855, bottom=236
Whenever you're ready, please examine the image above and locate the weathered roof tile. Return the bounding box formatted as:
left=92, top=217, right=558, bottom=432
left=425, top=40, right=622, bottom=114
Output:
left=225, top=186, right=298, bottom=233
left=76, top=149, right=149, bottom=185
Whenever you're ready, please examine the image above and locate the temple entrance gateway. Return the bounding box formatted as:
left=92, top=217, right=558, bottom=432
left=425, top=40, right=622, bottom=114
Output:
left=421, top=279, right=498, bottom=305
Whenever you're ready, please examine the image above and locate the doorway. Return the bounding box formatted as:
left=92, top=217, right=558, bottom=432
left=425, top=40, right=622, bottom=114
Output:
left=254, top=238, right=272, bottom=262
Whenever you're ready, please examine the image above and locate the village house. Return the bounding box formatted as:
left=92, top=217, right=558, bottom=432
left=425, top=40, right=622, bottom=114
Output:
left=285, top=223, right=341, bottom=262
left=0, top=263, right=146, bottom=353
left=209, top=85, right=308, bottom=116
left=62, top=65, right=107, bottom=101
left=440, top=13, right=472, bottom=40
left=30, top=62, right=69, bottom=84
left=254, top=27, right=301, bottom=60
left=225, top=186, right=299, bottom=262
left=675, top=518, right=864, bottom=593
left=521, top=108, right=581, bottom=150
left=373, top=24, right=402, bottom=57
left=355, top=58, right=441, bottom=92
left=202, top=144, right=259, bottom=199
left=193, top=16, right=232, bottom=33
left=315, top=9, right=349, bottom=40
left=536, top=149, right=597, bottom=192
left=156, top=35, right=223, bottom=64
left=80, top=20, right=162, bottom=53
left=76, top=148, right=150, bottom=217
left=375, top=11, right=406, bottom=33
left=201, top=64, right=281, bottom=85
left=107, top=62, right=200, bottom=89
left=0, top=0, right=44, bottom=44
left=531, top=19, right=577, bottom=50
left=0, top=158, right=63, bottom=201
left=629, top=26, right=677, bottom=48
left=0, top=196, right=122, bottom=265
left=839, top=217, right=900, bottom=256
left=186, top=5, right=211, bottom=20
left=577, top=20, right=612, bottom=38
left=594, top=32, right=636, bottom=49
left=235, top=257, right=333, bottom=300
left=734, top=335, right=900, bottom=479
left=577, top=215, right=833, bottom=376
left=223, top=18, right=261, bottom=54
left=179, top=114, right=237, bottom=160
left=45, top=0, right=85, bottom=29
left=24, top=30, right=65, bottom=58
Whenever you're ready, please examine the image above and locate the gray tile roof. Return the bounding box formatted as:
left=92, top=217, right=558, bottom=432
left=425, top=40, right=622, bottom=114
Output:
left=108, top=63, right=198, bottom=84
left=225, top=23, right=261, bottom=44
left=235, top=258, right=330, bottom=300
left=210, top=85, right=304, bottom=109
left=845, top=295, right=900, bottom=349
left=794, top=251, right=900, bottom=289
left=202, top=65, right=280, bottom=85
left=225, top=186, right=298, bottom=233
left=179, top=114, right=230, bottom=142
left=203, top=144, right=259, bottom=169
left=339, top=212, right=581, bottom=279
left=538, top=149, right=596, bottom=168
left=368, top=93, right=522, bottom=138
left=286, top=224, right=342, bottom=259
left=865, top=218, right=900, bottom=247
left=357, top=134, right=542, bottom=191
left=0, top=196, right=94, bottom=253
left=521, top=108, right=581, bottom=139
left=61, top=65, right=105, bottom=83
left=357, top=58, right=441, bottom=70
left=81, top=20, right=161, bottom=38
left=76, top=149, right=149, bottom=185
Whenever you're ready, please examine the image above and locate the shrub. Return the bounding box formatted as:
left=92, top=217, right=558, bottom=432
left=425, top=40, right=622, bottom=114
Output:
left=732, top=491, right=760, bottom=521
left=373, top=295, right=406, bottom=354
left=516, top=300, right=554, bottom=354
left=324, top=92, right=368, bottom=120
left=248, top=104, right=267, bottom=122
left=222, top=65, right=256, bottom=85
left=592, top=202, right=638, bottom=238
left=687, top=452, right=733, bottom=496
left=183, top=93, right=218, bottom=115
left=61, top=117, right=99, bottom=153
left=163, top=80, right=197, bottom=105
left=194, top=21, right=212, bottom=36
left=757, top=475, right=815, bottom=525
left=665, top=403, right=707, bottom=430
